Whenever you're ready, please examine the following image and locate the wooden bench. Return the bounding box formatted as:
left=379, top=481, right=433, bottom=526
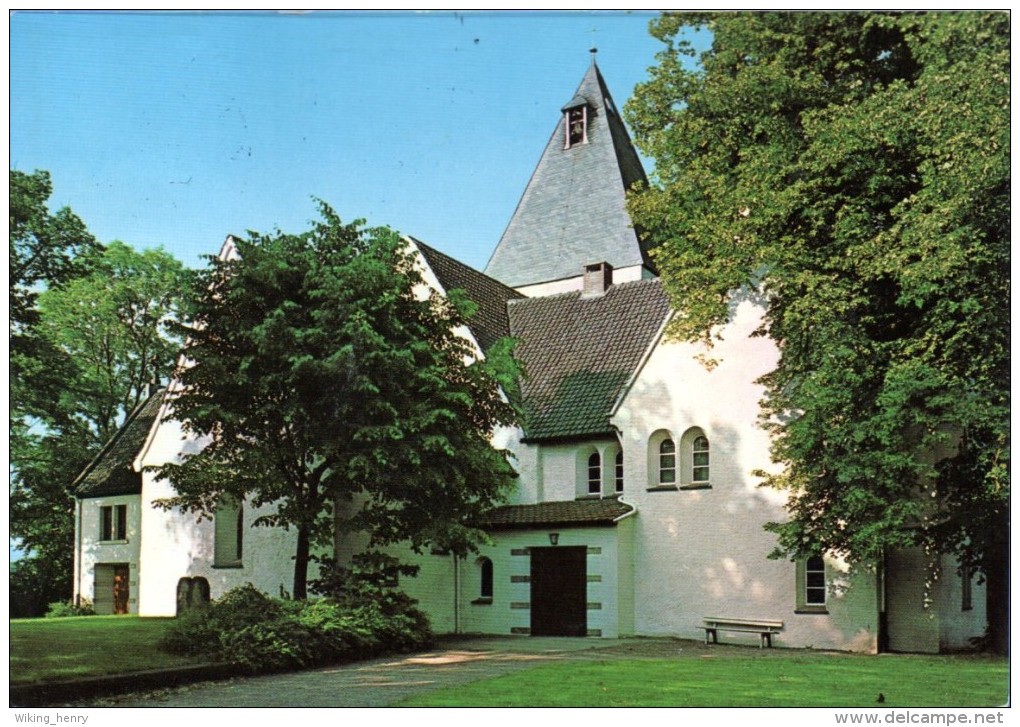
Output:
left=703, top=617, right=784, bottom=648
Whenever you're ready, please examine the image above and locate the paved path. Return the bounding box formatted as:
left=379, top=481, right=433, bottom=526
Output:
left=99, top=636, right=713, bottom=708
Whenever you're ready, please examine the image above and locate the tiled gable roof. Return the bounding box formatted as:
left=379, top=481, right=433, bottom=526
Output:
left=508, top=279, right=671, bottom=441
left=72, top=388, right=166, bottom=498
left=412, top=237, right=524, bottom=353
left=477, top=498, right=634, bottom=530
left=484, top=62, right=652, bottom=288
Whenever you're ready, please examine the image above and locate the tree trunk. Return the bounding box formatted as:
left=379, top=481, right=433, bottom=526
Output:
left=984, top=525, right=1009, bottom=655
left=293, top=524, right=311, bottom=600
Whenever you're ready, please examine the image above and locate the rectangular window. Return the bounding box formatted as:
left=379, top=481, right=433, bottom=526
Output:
left=100, top=505, right=127, bottom=541
left=796, top=555, right=828, bottom=613
left=615, top=451, right=624, bottom=493
left=214, top=498, right=243, bottom=567
left=564, top=106, right=588, bottom=148
left=961, top=563, right=973, bottom=611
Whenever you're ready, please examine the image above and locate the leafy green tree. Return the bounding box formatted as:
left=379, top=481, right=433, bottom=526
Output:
left=155, top=204, right=521, bottom=599
left=10, top=232, right=190, bottom=612
left=10, top=169, right=100, bottom=334
left=10, top=169, right=101, bottom=435
left=626, top=12, right=1008, bottom=651
left=37, top=240, right=191, bottom=442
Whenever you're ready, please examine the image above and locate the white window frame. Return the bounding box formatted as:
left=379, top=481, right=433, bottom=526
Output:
left=659, top=439, right=677, bottom=485
left=99, top=504, right=127, bottom=542
left=691, top=435, right=710, bottom=484
left=587, top=451, right=602, bottom=495
left=796, top=555, right=828, bottom=613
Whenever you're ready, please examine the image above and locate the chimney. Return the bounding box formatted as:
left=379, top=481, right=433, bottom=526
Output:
left=582, top=261, right=613, bottom=297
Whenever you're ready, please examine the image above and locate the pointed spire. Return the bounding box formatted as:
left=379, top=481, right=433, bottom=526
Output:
left=484, top=60, right=652, bottom=291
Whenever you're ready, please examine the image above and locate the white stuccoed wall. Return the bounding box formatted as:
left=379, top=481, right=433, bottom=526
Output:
left=76, top=494, right=142, bottom=614
left=399, top=525, right=632, bottom=638
left=513, top=264, right=652, bottom=298
left=933, top=554, right=987, bottom=651
left=136, top=414, right=302, bottom=615
left=612, top=291, right=881, bottom=652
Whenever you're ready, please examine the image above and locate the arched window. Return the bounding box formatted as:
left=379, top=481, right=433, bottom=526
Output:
left=679, top=427, right=711, bottom=486
left=659, top=439, right=676, bottom=484
left=692, top=435, right=710, bottom=483
left=587, top=452, right=602, bottom=495
left=479, top=557, right=493, bottom=600
left=615, top=450, right=624, bottom=493
left=805, top=555, right=826, bottom=605
left=647, top=430, right=676, bottom=489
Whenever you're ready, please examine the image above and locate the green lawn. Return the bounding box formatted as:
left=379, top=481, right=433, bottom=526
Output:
left=10, top=615, right=205, bottom=685
left=399, top=653, right=1009, bottom=708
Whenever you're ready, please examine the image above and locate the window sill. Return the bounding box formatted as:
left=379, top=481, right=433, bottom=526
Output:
left=794, top=606, right=829, bottom=615
left=99, top=539, right=129, bottom=545
left=679, top=483, right=712, bottom=491
left=575, top=494, right=601, bottom=500
left=645, top=485, right=677, bottom=492
left=212, top=563, right=243, bottom=569
left=471, top=597, right=493, bottom=606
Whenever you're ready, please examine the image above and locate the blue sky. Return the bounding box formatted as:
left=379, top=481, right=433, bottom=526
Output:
left=11, top=10, right=706, bottom=272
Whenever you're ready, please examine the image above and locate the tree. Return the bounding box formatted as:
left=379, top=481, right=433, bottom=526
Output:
left=10, top=169, right=100, bottom=335
left=36, top=240, right=191, bottom=442
left=10, top=232, right=190, bottom=612
left=626, top=12, right=1009, bottom=651
left=10, top=169, right=101, bottom=435
left=155, top=204, right=521, bottom=599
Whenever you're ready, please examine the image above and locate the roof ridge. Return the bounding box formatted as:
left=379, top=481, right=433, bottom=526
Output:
left=70, top=385, right=165, bottom=487
left=410, top=236, right=524, bottom=301
left=507, top=289, right=581, bottom=305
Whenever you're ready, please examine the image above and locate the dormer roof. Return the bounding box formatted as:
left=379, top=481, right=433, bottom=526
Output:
left=73, top=387, right=166, bottom=498
left=484, top=61, right=652, bottom=290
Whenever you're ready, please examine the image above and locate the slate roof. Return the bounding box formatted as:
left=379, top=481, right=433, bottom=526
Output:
left=413, top=237, right=524, bottom=353
left=477, top=498, right=634, bottom=530
left=484, top=61, right=652, bottom=289
left=508, top=278, right=671, bottom=441
left=72, top=388, right=166, bottom=498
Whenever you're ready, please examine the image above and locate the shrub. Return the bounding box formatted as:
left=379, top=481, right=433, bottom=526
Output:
left=159, top=581, right=432, bottom=674
left=219, top=617, right=319, bottom=672
left=160, top=607, right=220, bottom=656
left=44, top=599, right=95, bottom=618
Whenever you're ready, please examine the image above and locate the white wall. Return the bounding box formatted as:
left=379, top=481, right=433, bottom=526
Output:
left=136, top=415, right=304, bottom=615
left=76, top=494, right=142, bottom=614
left=935, top=555, right=987, bottom=651
left=610, top=291, right=880, bottom=652
left=513, top=264, right=650, bottom=298
left=399, top=526, right=630, bottom=638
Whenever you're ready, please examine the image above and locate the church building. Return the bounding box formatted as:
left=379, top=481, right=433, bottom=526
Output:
left=72, top=58, right=986, bottom=654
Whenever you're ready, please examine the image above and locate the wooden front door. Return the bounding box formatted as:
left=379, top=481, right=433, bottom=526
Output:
left=112, top=565, right=130, bottom=615
left=530, top=546, right=587, bottom=636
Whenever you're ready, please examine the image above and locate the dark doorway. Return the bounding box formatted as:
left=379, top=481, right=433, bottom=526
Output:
left=530, top=546, right=587, bottom=636
left=112, top=564, right=130, bottom=615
